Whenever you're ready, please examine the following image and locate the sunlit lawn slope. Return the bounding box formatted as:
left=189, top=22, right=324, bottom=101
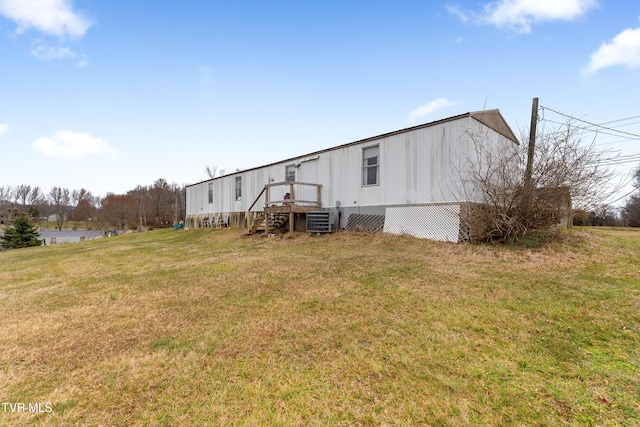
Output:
left=0, top=228, right=638, bottom=426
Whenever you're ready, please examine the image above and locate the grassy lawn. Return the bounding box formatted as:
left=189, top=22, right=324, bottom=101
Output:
left=0, top=227, right=638, bottom=426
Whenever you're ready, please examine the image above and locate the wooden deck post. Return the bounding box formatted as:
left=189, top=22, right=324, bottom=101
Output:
left=289, top=183, right=295, bottom=233
left=264, top=185, right=270, bottom=234
left=289, top=183, right=294, bottom=204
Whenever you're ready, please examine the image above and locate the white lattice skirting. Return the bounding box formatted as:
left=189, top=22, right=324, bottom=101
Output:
left=383, top=205, right=462, bottom=243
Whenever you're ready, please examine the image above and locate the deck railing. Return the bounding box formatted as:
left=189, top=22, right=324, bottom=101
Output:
left=263, top=181, right=322, bottom=207
left=245, top=181, right=322, bottom=231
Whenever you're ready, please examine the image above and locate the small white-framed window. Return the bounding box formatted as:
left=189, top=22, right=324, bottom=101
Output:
left=235, top=176, right=242, bottom=200
left=208, top=182, right=213, bottom=204
left=362, top=145, right=379, bottom=186
left=285, top=165, right=296, bottom=182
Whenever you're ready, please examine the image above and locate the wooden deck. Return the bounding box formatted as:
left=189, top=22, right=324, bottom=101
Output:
left=264, top=205, right=318, bottom=234
left=247, top=181, right=322, bottom=234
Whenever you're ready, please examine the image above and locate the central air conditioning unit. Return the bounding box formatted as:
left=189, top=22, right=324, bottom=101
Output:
left=306, top=211, right=331, bottom=234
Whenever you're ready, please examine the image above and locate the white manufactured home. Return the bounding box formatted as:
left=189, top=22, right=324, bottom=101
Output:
left=185, top=109, right=518, bottom=242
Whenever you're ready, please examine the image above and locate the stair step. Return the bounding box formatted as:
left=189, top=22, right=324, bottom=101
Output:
left=248, top=212, right=291, bottom=235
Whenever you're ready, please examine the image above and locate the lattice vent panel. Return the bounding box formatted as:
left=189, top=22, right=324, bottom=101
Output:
left=383, top=205, right=462, bottom=242
left=345, top=214, right=386, bottom=233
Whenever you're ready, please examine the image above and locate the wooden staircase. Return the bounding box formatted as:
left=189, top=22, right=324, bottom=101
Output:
left=247, top=212, right=289, bottom=235
left=248, top=213, right=266, bottom=234
left=269, top=213, right=289, bottom=230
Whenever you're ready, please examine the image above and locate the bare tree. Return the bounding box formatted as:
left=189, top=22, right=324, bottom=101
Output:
left=9, top=185, right=19, bottom=205
left=91, top=195, right=104, bottom=228
left=100, top=193, right=137, bottom=229
left=0, top=186, right=14, bottom=226
left=591, top=204, right=617, bottom=226
left=15, top=185, right=31, bottom=207
left=0, top=186, right=13, bottom=206
left=172, top=183, right=186, bottom=224
left=149, top=178, right=173, bottom=226
left=26, top=186, right=45, bottom=227
left=28, top=187, right=44, bottom=208
left=205, top=165, right=217, bottom=179
left=622, top=194, right=640, bottom=227
left=49, top=187, right=70, bottom=231
left=621, top=164, right=640, bottom=227
left=71, top=188, right=93, bottom=227
left=127, top=185, right=150, bottom=229
left=462, top=117, right=616, bottom=242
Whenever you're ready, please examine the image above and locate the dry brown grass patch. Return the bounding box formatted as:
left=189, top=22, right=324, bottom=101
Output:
left=0, top=227, right=638, bottom=425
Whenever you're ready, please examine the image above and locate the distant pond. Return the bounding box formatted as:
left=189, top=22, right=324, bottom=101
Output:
left=39, top=230, right=122, bottom=245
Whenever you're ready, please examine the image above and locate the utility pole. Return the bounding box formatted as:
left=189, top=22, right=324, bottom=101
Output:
left=524, top=97, right=539, bottom=189
left=174, top=191, right=178, bottom=224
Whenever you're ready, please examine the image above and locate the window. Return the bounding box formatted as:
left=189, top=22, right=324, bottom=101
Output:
left=285, top=165, right=296, bottom=182
left=362, top=145, right=379, bottom=186
left=208, top=182, right=213, bottom=204
left=235, top=176, right=242, bottom=200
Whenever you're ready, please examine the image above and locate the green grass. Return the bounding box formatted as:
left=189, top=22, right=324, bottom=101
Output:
left=0, top=228, right=639, bottom=426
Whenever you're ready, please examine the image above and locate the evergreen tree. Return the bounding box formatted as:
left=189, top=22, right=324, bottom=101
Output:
left=0, top=213, right=42, bottom=249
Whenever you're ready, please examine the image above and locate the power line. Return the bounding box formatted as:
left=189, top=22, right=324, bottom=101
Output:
left=540, top=105, right=640, bottom=139
left=536, top=103, right=640, bottom=204
left=598, top=115, right=640, bottom=126
left=537, top=115, right=640, bottom=166
left=591, top=155, right=640, bottom=168
left=601, top=120, right=640, bottom=128
left=582, top=121, right=640, bottom=135
left=539, top=117, right=640, bottom=141
left=607, top=186, right=638, bottom=205
left=594, top=137, right=640, bottom=146
left=599, top=158, right=640, bottom=167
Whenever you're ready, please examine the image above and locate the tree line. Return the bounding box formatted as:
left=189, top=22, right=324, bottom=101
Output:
left=0, top=179, right=186, bottom=230
left=569, top=166, right=640, bottom=227
left=620, top=166, right=640, bottom=226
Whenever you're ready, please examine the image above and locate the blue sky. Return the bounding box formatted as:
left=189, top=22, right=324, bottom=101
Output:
left=1, top=0, right=639, bottom=204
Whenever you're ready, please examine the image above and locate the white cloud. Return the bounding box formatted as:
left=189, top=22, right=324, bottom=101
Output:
left=0, top=0, right=91, bottom=40
left=445, top=4, right=471, bottom=24
left=408, top=98, right=458, bottom=122
left=76, top=53, right=89, bottom=68
left=30, top=39, right=88, bottom=67
left=584, top=27, right=640, bottom=75
left=31, top=39, right=75, bottom=60
left=448, top=0, right=598, bottom=34
left=33, top=130, right=118, bottom=160
left=0, top=123, right=8, bottom=135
